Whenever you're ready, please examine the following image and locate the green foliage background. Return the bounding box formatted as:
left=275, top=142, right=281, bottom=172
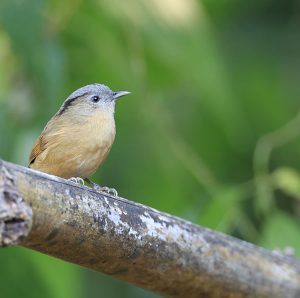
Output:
left=0, top=0, right=300, bottom=297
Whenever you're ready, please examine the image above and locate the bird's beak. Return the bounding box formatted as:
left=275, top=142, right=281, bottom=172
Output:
left=113, top=91, right=130, bottom=101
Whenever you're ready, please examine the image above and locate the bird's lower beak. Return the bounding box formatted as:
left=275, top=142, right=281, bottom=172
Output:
left=113, top=91, right=130, bottom=101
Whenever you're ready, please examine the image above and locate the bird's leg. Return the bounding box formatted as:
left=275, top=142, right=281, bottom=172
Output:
left=84, top=178, right=118, bottom=197
left=68, top=177, right=85, bottom=185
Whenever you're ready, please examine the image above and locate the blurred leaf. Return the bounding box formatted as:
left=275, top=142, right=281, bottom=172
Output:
left=254, top=175, right=274, bottom=215
left=260, top=211, right=300, bottom=258
left=272, top=167, right=300, bottom=199
left=0, top=247, right=82, bottom=298
left=27, top=250, right=83, bottom=298
left=0, top=247, right=51, bottom=298
left=198, top=186, right=247, bottom=232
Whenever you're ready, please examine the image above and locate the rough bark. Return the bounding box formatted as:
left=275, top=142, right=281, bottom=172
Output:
left=0, top=159, right=300, bottom=297
left=0, top=163, right=32, bottom=245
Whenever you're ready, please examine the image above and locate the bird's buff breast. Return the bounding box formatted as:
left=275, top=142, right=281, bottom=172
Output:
left=66, top=115, right=116, bottom=178
left=35, top=114, right=116, bottom=179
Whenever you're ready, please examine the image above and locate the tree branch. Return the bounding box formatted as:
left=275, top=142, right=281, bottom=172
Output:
left=0, top=159, right=299, bottom=297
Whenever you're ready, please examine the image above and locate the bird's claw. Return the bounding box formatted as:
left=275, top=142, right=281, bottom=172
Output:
left=94, top=185, right=118, bottom=197
left=272, top=246, right=295, bottom=257
left=68, top=177, right=85, bottom=185
left=83, top=178, right=118, bottom=197
left=102, top=186, right=118, bottom=197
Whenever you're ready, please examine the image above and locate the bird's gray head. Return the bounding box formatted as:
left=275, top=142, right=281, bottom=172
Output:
left=57, top=83, right=130, bottom=116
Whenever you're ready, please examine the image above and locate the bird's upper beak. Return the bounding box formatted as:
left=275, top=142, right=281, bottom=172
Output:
left=113, top=91, right=130, bottom=101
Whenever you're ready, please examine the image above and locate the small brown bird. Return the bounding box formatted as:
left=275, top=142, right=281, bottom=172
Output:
left=29, top=83, right=130, bottom=194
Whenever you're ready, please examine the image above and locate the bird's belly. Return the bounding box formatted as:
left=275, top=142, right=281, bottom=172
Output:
left=73, top=143, right=112, bottom=178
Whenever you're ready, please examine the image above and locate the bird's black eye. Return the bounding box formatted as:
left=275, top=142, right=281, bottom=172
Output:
left=91, top=95, right=100, bottom=103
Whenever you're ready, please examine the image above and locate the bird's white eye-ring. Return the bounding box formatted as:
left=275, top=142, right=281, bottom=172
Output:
left=91, top=95, right=100, bottom=103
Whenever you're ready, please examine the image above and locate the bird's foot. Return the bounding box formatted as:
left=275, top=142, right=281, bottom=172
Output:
left=84, top=178, right=118, bottom=197
left=272, top=246, right=295, bottom=257
left=95, top=186, right=118, bottom=197
left=68, top=177, right=85, bottom=185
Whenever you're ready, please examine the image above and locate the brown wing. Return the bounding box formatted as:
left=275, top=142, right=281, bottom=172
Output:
left=28, top=117, right=56, bottom=167
left=29, top=135, right=47, bottom=167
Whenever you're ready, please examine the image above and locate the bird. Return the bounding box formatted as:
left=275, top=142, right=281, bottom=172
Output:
left=29, top=83, right=130, bottom=196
